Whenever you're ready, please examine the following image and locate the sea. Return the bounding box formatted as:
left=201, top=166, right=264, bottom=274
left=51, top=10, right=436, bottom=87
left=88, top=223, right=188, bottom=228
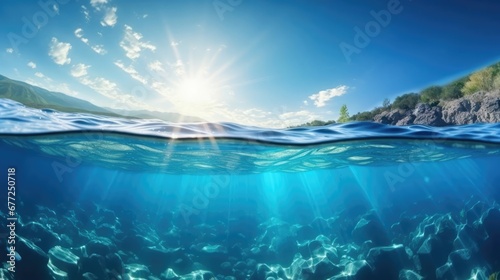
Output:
left=0, top=97, right=499, bottom=280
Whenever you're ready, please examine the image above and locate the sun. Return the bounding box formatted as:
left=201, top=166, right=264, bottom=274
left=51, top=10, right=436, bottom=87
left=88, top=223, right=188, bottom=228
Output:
left=177, top=76, right=212, bottom=102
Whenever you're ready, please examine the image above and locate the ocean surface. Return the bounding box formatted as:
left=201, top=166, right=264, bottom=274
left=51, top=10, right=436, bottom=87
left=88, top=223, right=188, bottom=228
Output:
left=0, top=98, right=500, bottom=280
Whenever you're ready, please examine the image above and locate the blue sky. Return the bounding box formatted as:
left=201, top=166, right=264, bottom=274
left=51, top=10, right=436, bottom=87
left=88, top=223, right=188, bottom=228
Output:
left=1, top=0, right=500, bottom=127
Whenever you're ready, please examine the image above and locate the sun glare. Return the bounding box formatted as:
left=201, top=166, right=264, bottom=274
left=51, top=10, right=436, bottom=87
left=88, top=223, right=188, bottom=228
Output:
left=178, top=77, right=210, bottom=101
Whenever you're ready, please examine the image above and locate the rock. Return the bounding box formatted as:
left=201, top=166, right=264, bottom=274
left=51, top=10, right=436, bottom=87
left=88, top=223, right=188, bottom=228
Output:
left=95, top=223, right=116, bottom=238
left=372, top=91, right=500, bottom=126
left=19, top=221, right=60, bottom=252
left=78, top=254, right=107, bottom=280
left=366, top=244, right=409, bottom=279
left=85, top=238, right=116, bottom=256
left=330, top=260, right=373, bottom=280
left=417, top=236, right=454, bottom=279
left=124, top=263, right=151, bottom=278
left=352, top=214, right=389, bottom=246
left=139, top=246, right=184, bottom=275
left=162, top=268, right=180, bottom=280
left=105, top=252, right=124, bottom=275
left=399, top=269, right=424, bottom=280
left=82, top=272, right=99, bottom=280
left=412, top=103, right=446, bottom=126
left=197, top=244, right=228, bottom=272
left=442, top=91, right=500, bottom=124
left=14, top=236, right=51, bottom=280
left=98, top=209, right=117, bottom=224
left=448, top=249, right=475, bottom=279
left=48, top=246, right=80, bottom=278
left=482, top=208, right=500, bottom=237
left=373, top=109, right=408, bottom=125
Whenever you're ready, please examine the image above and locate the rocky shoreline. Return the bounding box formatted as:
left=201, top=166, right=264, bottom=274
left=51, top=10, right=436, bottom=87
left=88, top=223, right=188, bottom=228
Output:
left=372, top=91, right=500, bottom=126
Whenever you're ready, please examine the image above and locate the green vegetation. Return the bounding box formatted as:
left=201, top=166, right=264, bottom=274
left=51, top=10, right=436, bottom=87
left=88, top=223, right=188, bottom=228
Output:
left=289, top=119, right=336, bottom=128
left=337, top=104, right=350, bottom=123
left=293, top=61, right=500, bottom=128
left=420, top=86, right=443, bottom=104
left=392, top=93, right=420, bottom=110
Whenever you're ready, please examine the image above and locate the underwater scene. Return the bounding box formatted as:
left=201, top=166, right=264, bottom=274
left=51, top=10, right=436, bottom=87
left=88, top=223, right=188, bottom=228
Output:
left=2, top=0, right=500, bottom=279
left=1, top=99, right=500, bottom=280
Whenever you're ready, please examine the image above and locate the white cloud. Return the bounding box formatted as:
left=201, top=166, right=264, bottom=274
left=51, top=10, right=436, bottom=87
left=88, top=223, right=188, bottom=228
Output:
left=170, top=41, right=179, bottom=47
left=71, top=63, right=90, bottom=77
left=148, top=60, right=164, bottom=72
left=101, top=7, right=117, bottom=27
left=142, top=14, right=148, bottom=19
left=75, top=28, right=107, bottom=55
left=303, top=100, right=308, bottom=105
left=35, top=72, right=45, bottom=78
left=114, top=60, right=148, bottom=84
left=27, top=61, right=37, bottom=69
left=48, top=37, right=72, bottom=65
left=78, top=75, right=149, bottom=109
left=74, top=28, right=84, bottom=38
left=120, top=25, right=156, bottom=59
left=79, top=76, right=118, bottom=100
left=90, top=0, right=107, bottom=8
left=91, top=45, right=107, bottom=55
left=6, top=48, right=13, bottom=53
left=53, top=4, right=59, bottom=14
left=81, top=5, right=90, bottom=21
left=308, top=85, right=348, bottom=107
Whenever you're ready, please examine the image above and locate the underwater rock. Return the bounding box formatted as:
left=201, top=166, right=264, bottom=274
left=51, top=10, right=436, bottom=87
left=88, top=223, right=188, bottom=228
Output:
left=81, top=272, right=99, bottom=280
left=85, top=238, right=116, bottom=256
left=398, top=269, right=424, bottom=280
left=98, top=209, right=117, bottom=225
left=139, top=246, right=184, bottom=275
left=119, top=233, right=155, bottom=253
left=330, top=260, right=373, bottom=280
left=196, top=244, right=228, bottom=271
left=95, top=223, right=116, bottom=238
left=351, top=215, right=389, bottom=246
left=14, top=236, right=51, bottom=280
left=0, top=269, right=14, bottom=280
left=480, top=208, right=500, bottom=270
left=78, top=254, right=107, bottom=280
left=124, top=263, right=151, bottom=278
left=417, top=235, right=454, bottom=279
left=48, top=246, right=80, bottom=278
left=161, top=268, right=180, bottom=280
left=179, top=270, right=216, bottom=280
left=250, top=263, right=287, bottom=280
left=366, top=244, right=409, bottom=279
left=105, top=252, right=124, bottom=275
left=19, top=221, right=61, bottom=252
left=482, top=208, right=500, bottom=237
left=448, top=249, right=475, bottom=279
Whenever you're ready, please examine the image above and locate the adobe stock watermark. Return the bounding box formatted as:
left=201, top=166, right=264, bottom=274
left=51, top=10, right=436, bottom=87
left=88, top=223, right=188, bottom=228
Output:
left=213, top=0, right=243, bottom=21
left=7, top=0, right=70, bottom=53
left=339, top=0, right=409, bottom=63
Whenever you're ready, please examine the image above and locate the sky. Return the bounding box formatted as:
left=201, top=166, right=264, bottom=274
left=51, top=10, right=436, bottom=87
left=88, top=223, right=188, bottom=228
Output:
left=1, top=0, right=500, bottom=128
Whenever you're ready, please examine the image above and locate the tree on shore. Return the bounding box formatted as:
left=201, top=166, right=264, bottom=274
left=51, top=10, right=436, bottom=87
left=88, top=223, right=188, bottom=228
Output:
left=337, top=104, right=350, bottom=123
left=463, top=67, right=495, bottom=95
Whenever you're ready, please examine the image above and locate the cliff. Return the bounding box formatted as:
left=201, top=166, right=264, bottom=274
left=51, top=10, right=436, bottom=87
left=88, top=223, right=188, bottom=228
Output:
left=373, top=90, right=500, bottom=126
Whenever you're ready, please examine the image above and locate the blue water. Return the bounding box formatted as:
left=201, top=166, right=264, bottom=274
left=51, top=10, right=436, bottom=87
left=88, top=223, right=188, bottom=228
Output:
left=1, top=98, right=500, bottom=280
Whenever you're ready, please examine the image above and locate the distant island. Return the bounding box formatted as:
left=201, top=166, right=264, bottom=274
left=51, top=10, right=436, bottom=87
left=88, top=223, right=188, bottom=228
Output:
left=0, top=75, right=204, bottom=123
left=293, top=61, right=500, bottom=127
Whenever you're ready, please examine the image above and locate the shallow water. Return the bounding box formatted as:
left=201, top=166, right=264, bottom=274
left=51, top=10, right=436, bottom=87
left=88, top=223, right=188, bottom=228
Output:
left=1, top=98, right=500, bottom=280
